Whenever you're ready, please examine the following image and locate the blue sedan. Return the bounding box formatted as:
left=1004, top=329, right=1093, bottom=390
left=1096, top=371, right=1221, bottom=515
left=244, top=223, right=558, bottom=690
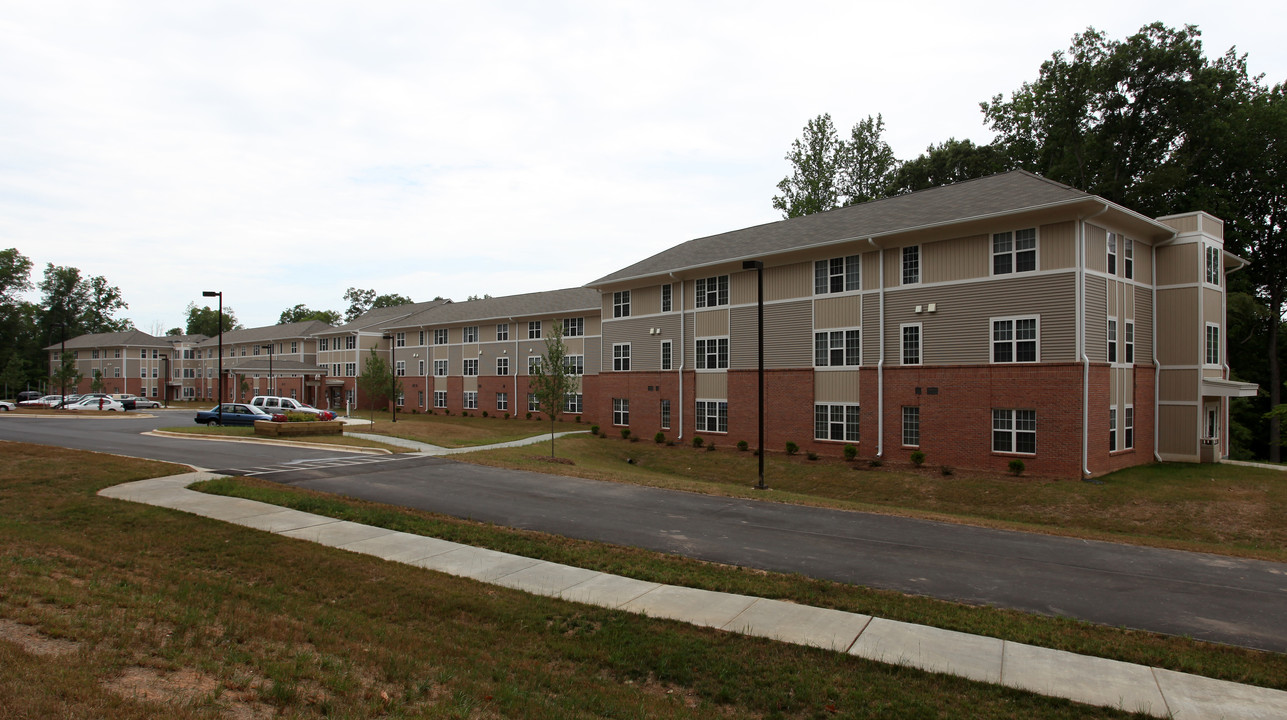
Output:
left=194, top=403, right=276, bottom=427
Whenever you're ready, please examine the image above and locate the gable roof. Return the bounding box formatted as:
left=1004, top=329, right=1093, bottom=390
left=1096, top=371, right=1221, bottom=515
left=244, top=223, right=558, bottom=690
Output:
left=389, top=288, right=601, bottom=330
left=46, top=329, right=165, bottom=351
left=194, top=320, right=335, bottom=348
left=319, top=299, right=452, bottom=335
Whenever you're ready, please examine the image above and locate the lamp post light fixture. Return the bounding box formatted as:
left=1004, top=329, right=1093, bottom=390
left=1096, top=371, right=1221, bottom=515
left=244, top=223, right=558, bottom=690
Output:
left=202, top=291, right=223, bottom=426
left=742, top=259, right=766, bottom=490
left=262, top=344, right=274, bottom=396
left=382, top=334, right=397, bottom=423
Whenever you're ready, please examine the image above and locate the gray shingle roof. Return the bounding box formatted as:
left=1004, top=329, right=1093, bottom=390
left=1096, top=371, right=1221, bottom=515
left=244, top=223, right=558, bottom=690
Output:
left=319, top=299, right=452, bottom=335
left=589, top=170, right=1132, bottom=286
left=45, top=330, right=165, bottom=351
left=194, top=321, right=335, bottom=348
left=390, top=287, right=601, bottom=330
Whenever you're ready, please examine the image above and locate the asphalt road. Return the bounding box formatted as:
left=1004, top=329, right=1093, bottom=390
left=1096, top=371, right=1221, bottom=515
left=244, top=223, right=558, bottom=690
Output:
left=4, top=412, right=1287, bottom=653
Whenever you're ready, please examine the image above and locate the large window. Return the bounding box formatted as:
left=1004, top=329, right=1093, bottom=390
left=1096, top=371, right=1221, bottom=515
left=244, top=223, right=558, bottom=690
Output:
left=992, top=409, right=1036, bottom=454
left=695, top=400, right=728, bottom=433
left=660, top=340, right=672, bottom=371
left=695, top=275, right=729, bottom=308
left=563, top=355, right=584, bottom=375
left=695, top=337, right=728, bottom=369
left=613, top=343, right=631, bottom=371
left=815, top=404, right=860, bottom=442
left=902, top=406, right=920, bottom=447
left=901, top=246, right=920, bottom=285
left=496, top=323, right=509, bottom=341
left=463, top=358, right=478, bottom=376
left=395, top=360, right=405, bottom=377
left=528, top=356, right=541, bottom=375
left=496, top=357, right=510, bottom=376
left=344, top=362, right=356, bottom=377
left=815, top=256, right=860, bottom=294
left=434, top=359, right=447, bottom=376
left=901, top=324, right=921, bottom=365
left=497, top=392, right=508, bottom=411
left=345, top=337, right=356, bottom=350
left=613, top=398, right=629, bottom=426
left=613, top=290, right=631, bottom=318
left=1206, top=245, right=1221, bottom=285
left=1125, top=321, right=1135, bottom=364
left=1205, top=324, right=1221, bottom=366
left=528, top=321, right=542, bottom=339
left=434, top=329, right=448, bottom=345
left=564, top=393, right=582, bottom=414
left=1107, top=319, right=1118, bottom=364
left=992, top=317, right=1038, bottom=363
left=395, top=332, right=405, bottom=348
left=463, top=326, right=478, bottom=343
left=563, top=317, right=584, bottom=337
left=814, top=329, right=860, bottom=367
left=463, top=391, right=477, bottom=410
left=992, top=228, right=1036, bottom=275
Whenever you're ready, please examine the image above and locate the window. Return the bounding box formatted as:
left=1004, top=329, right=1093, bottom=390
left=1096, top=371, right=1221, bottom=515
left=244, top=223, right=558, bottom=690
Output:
left=528, top=393, right=539, bottom=412
left=992, top=228, right=1037, bottom=275
left=565, top=393, right=582, bottom=414
left=1125, top=406, right=1134, bottom=450
left=497, top=392, right=508, bottom=411
left=434, top=391, right=447, bottom=408
left=91, top=349, right=99, bottom=359
left=418, top=359, right=425, bottom=375
left=153, top=349, right=159, bottom=359
left=1124, top=238, right=1134, bottom=279
left=902, top=406, right=920, bottom=447
left=463, top=358, right=478, bottom=376
left=613, top=398, right=629, bottom=426
left=1107, top=232, right=1118, bottom=275
left=613, top=343, right=631, bottom=371
left=332, top=363, right=341, bottom=377
left=695, top=275, right=729, bottom=308
left=496, top=323, right=509, bottom=341
left=434, top=329, right=448, bottom=344
left=496, top=357, right=510, bottom=376
left=695, top=400, right=728, bottom=433
left=152, top=368, right=158, bottom=378
left=613, top=290, right=631, bottom=318
left=901, top=324, right=921, bottom=365
left=463, top=391, right=477, bottom=410
left=1206, top=245, right=1221, bottom=285
left=528, top=321, right=542, bottom=339
left=527, top=356, right=541, bottom=375
left=661, top=284, right=672, bottom=312
left=395, top=360, right=405, bottom=377
left=815, top=255, right=861, bottom=294
left=1205, top=324, right=1221, bottom=366
left=463, top=326, right=478, bottom=343
left=417, top=390, right=424, bottom=407
left=419, top=331, right=425, bottom=346
left=1107, top=319, right=1118, bottom=364
left=434, top=359, right=447, bottom=376
left=114, top=349, right=121, bottom=358
left=992, top=409, right=1036, bottom=454
left=396, top=392, right=404, bottom=407
left=320, top=338, right=329, bottom=351
left=1109, top=408, right=1117, bottom=451
left=253, top=345, right=260, bottom=355
left=1125, top=321, right=1135, bottom=364
left=992, top=317, right=1038, bottom=363
left=695, top=337, right=729, bottom=370
left=140, top=368, right=146, bottom=378
left=660, top=340, right=672, bottom=371
left=395, top=332, right=405, bottom=348
left=901, top=246, right=920, bottom=285
left=563, top=355, right=584, bottom=375
left=113, top=367, right=120, bottom=378
left=345, top=336, right=356, bottom=350
left=345, top=362, right=356, bottom=377
left=660, top=399, right=671, bottom=430
left=814, top=330, right=860, bottom=367
left=563, top=317, right=584, bottom=337
left=814, top=404, right=860, bottom=442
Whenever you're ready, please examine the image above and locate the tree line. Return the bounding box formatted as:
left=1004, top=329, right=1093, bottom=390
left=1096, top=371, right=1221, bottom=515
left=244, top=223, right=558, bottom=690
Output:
left=773, top=23, right=1285, bottom=461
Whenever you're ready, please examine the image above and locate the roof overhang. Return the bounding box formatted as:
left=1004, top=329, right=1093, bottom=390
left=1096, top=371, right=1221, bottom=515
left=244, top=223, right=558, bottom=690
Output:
left=1202, top=378, right=1259, bottom=398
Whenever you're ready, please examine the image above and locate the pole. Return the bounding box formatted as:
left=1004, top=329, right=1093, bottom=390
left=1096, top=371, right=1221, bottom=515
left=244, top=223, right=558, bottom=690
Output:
left=59, top=327, right=66, bottom=409
left=204, top=291, right=223, bottom=425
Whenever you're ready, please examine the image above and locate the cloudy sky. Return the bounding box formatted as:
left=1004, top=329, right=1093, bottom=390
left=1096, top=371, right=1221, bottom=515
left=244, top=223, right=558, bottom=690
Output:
left=3, top=1, right=1283, bottom=332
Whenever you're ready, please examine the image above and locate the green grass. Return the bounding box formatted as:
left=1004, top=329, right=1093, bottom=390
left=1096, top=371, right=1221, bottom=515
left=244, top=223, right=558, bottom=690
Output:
left=457, top=435, right=1287, bottom=561
left=0, top=441, right=1156, bottom=719
left=348, top=408, right=582, bottom=447
left=157, top=425, right=411, bottom=452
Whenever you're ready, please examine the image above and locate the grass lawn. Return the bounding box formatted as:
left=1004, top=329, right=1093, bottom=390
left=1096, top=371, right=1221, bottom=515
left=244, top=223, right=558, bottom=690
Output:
left=157, top=425, right=412, bottom=453
left=349, top=409, right=586, bottom=448
left=0, top=442, right=1161, bottom=719
left=457, top=434, right=1287, bottom=562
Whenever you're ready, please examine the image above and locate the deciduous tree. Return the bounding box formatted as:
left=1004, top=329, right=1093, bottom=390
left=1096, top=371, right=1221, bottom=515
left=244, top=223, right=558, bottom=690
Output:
left=529, top=320, right=578, bottom=458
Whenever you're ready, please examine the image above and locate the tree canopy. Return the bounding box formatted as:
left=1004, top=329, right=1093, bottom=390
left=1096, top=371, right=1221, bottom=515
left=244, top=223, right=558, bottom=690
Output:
left=343, top=288, right=414, bottom=322
left=185, top=302, right=240, bottom=337
left=278, top=304, right=342, bottom=326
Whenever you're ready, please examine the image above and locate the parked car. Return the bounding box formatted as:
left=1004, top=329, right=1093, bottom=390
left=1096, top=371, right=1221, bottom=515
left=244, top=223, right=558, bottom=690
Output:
left=250, top=395, right=336, bottom=421
left=133, top=398, right=162, bottom=409
left=109, top=394, right=138, bottom=410
left=0, top=400, right=15, bottom=411
left=16, top=390, right=42, bottom=403
left=19, top=395, right=64, bottom=408
left=64, top=396, right=125, bottom=412
left=194, top=403, right=275, bottom=427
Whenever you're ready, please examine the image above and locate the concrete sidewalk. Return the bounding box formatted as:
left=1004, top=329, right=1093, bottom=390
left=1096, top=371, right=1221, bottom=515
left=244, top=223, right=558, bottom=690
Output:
left=342, top=429, right=589, bottom=455
left=99, top=471, right=1287, bottom=719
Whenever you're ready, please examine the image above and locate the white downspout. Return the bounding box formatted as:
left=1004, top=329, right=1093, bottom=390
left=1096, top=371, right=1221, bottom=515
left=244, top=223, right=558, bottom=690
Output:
left=1081, top=205, right=1110, bottom=478
left=868, top=237, right=884, bottom=458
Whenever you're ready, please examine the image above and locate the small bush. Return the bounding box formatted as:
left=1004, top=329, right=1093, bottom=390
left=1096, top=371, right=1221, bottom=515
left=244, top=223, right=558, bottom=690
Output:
left=504, top=413, right=510, bottom=420
left=736, top=440, right=749, bottom=452
left=526, top=412, right=532, bottom=420
left=807, top=452, right=819, bottom=461
left=620, top=428, right=631, bottom=440
left=843, top=444, right=857, bottom=461
left=869, top=459, right=883, bottom=468
left=706, top=442, right=715, bottom=452
left=575, top=416, right=581, bottom=423
left=910, top=450, right=925, bottom=467
left=481, top=411, right=488, bottom=417
left=692, top=436, right=704, bottom=448
left=940, top=465, right=954, bottom=476
left=1009, top=458, right=1025, bottom=476
left=654, top=432, right=665, bottom=444
left=785, top=441, right=799, bottom=456
left=753, top=449, right=760, bottom=456
left=590, top=425, right=600, bottom=436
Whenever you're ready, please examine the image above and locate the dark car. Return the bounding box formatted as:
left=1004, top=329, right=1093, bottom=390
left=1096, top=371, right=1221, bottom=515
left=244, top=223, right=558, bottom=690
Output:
left=194, top=403, right=275, bottom=427
left=16, top=390, right=42, bottom=403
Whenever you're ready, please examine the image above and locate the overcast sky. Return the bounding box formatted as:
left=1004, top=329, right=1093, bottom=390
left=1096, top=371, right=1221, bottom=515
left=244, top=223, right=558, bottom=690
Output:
left=3, top=1, right=1283, bottom=332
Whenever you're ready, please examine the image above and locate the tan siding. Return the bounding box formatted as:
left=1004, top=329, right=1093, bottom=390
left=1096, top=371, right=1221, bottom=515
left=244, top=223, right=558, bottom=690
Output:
left=585, top=314, right=602, bottom=337
left=731, top=271, right=757, bottom=306
left=884, top=246, right=903, bottom=286
left=1205, top=214, right=1224, bottom=240
left=862, top=250, right=881, bottom=290
left=815, top=371, right=860, bottom=402
left=585, top=342, right=602, bottom=375
left=1085, top=224, right=1107, bottom=273
left=625, top=314, right=681, bottom=372
left=448, top=345, right=462, bottom=370
left=1134, top=286, right=1154, bottom=362
left=1204, top=367, right=1225, bottom=379
left=1159, top=215, right=1199, bottom=233
left=862, top=294, right=880, bottom=365
left=632, top=286, right=661, bottom=315
left=1107, top=279, right=1118, bottom=316
left=463, top=376, right=477, bottom=392
left=1040, top=221, right=1076, bottom=269
left=1157, top=243, right=1199, bottom=286
left=694, top=309, right=729, bottom=337
left=1156, top=288, right=1199, bottom=365
left=695, top=373, right=728, bottom=398
left=1133, top=240, right=1153, bottom=284
left=814, top=295, right=862, bottom=329
left=765, top=261, right=812, bottom=302
left=1203, top=287, right=1222, bottom=327
left=730, top=300, right=812, bottom=369
left=433, top=346, right=449, bottom=361
left=923, top=235, right=988, bottom=283
left=1124, top=284, right=1135, bottom=318
left=434, top=377, right=446, bottom=392
left=1085, top=277, right=1108, bottom=363
left=479, top=344, right=501, bottom=375
left=1159, top=404, right=1198, bottom=457
left=1110, top=369, right=1118, bottom=402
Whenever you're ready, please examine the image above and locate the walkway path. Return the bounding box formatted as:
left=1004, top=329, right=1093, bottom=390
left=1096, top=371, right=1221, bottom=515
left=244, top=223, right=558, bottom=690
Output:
left=341, top=429, right=589, bottom=454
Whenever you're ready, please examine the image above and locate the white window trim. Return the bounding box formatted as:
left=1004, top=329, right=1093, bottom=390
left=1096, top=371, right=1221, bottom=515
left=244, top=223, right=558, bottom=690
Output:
left=1107, top=317, right=1119, bottom=365
left=901, top=406, right=920, bottom=447
left=814, top=402, right=860, bottom=443
left=612, top=397, right=629, bottom=426
left=694, top=275, right=730, bottom=309
left=990, top=228, right=1040, bottom=277
left=900, top=323, right=922, bottom=366
left=1107, top=232, right=1118, bottom=276
left=1204, top=323, right=1221, bottom=367
left=660, top=284, right=673, bottom=313
left=991, top=408, right=1037, bottom=455
left=694, top=398, right=729, bottom=434
left=814, top=255, right=862, bottom=296
left=1204, top=245, right=1222, bottom=287
left=813, top=327, right=862, bottom=368
left=1124, top=320, right=1135, bottom=365
left=694, top=335, right=729, bottom=371
left=612, top=343, right=631, bottom=372
left=989, top=315, right=1041, bottom=364
left=1124, top=405, right=1135, bottom=450
left=660, top=339, right=673, bottom=371
left=901, top=245, right=921, bottom=286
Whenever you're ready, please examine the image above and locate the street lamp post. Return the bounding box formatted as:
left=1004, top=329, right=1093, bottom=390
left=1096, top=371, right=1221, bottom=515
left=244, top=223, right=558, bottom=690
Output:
left=203, top=291, right=223, bottom=426
left=382, top=334, right=398, bottom=423
left=742, top=260, right=766, bottom=490
left=262, top=344, right=274, bottom=396
left=58, top=325, right=67, bottom=410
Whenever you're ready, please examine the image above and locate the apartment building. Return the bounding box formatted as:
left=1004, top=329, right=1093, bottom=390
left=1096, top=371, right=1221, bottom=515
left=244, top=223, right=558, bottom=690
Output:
left=44, top=330, right=174, bottom=398
left=588, top=171, right=1255, bottom=477
left=314, top=300, right=450, bottom=411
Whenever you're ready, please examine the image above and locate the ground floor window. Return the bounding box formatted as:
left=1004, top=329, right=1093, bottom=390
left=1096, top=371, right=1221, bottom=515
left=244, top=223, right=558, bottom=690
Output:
left=695, top=400, right=728, bottom=433
left=565, top=393, right=582, bottom=414
left=902, top=406, right=920, bottom=447
left=418, top=391, right=424, bottom=408
left=464, top=391, right=478, bottom=410
left=1125, top=406, right=1134, bottom=450
left=814, top=404, right=859, bottom=442
left=991, top=409, right=1035, bottom=454
left=182, top=387, right=194, bottom=399
left=1109, top=408, right=1118, bottom=451
left=528, top=393, right=539, bottom=412
left=497, top=392, right=508, bottom=411
left=396, top=392, right=404, bottom=407
left=613, top=398, right=629, bottom=426
left=346, top=389, right=355, bottom=407
left=660, top=399, right=671, bottom=430
left=434, top=391, right=446, bottom=408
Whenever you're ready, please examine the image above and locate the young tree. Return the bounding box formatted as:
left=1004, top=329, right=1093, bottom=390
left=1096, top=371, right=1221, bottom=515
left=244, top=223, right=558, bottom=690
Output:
left=529, top=320, right=578, bottom=458
left=772, top=114, right=843, bottom=218
left=356, top=348, right=397, bottom=423
left=51, top=352, right=81, bottom=398
left=90, top=369, right=105, bottom=393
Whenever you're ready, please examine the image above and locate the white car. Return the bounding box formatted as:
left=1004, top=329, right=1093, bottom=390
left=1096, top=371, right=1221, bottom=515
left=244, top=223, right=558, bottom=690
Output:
left=64, top=396, right=125, bottom=412
left=133, top=398, right=162, bottom=409
left=0, top=400, right=15, bottom=411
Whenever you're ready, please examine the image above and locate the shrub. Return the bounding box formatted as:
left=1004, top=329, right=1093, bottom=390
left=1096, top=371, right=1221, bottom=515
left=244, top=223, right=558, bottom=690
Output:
left=940, top=465, right=954, bottom=476
left=869, top=459, right=883, bottom=468
left=620, top=428, right=631, bottom=440
left=590, top=425, right=600, bottom=436
left=910, top=450, right=926, bottom=467
left=843, top=444, right=857, bottom=461
left=785, top=441, right=799, bottom=456
left=481, top=411, right=488, bottom=417
left=807, top=452, right=819, bottom=461
left=654, top=432, right=666, bottom=444
left=504, top=413, right=510, bottom=420
left=1009, top=458, right=1025, bottom=476
left=692, top=436, right=704, bottom=448
left=575, top=416, right=581, bottom=423
left=526, top=412, right=532, bottom=420
left=706, top=443, right=715, bottom=452
left=736, top=440, right=749, bottom=452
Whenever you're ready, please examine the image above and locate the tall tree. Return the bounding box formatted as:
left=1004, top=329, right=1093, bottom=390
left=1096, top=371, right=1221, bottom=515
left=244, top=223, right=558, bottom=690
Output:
left=529, top=320, right=578, bottom=458
left=885, top=138, right=1010, bottom=195
left=185, top=302, right=239, bottom=337
left=773, top=114, right=843, bottom=218
left=36, top=264, right=131, bottom=340
left=0, top=248, right=33, bottom=308
left=278, top=304, right=342, bottom=326
left=343, top=288, right=414, bottom=322
left=838, top=114, right=900, bottom=204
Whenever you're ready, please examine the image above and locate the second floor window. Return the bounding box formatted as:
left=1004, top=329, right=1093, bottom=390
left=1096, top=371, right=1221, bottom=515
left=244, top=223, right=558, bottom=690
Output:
left=695, top=338, right=729, bottom=370
left=901, top=324, right=921, bottom=365
left=992, top=229, right=1036, bottom=275
left=1108, top=319, right=1118, bottom=363
left=660, top=340, right=672, bottom=371
left=1206, top=324, right=1221, bottom=366
left=463, top=358, right=478, bottom=376
left=815, top=255, right=861, bottom=294
left=434, top=359, right=447, bottom=376
left=613, top=343, right=631, bottom=371
left=496, top=357, right=509, bottom=376
left=814, top=330, right=860, bottom=367
left=992, top=317, right=1038, bottom=363
left=1206, top=245, right=1221, bottom=285
left=563, top=355, right=584, bottom=375
left=695, top=275, right=729, bottom=308
left=902, top=246, right=920, bottom=285
left=613, top=291, right=631, bottom=318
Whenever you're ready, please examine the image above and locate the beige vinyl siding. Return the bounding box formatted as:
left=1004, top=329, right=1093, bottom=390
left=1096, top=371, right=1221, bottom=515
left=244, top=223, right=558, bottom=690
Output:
left=1107, top=280, right=1118, bottom=316
left=1110, top=368, right=1133, bottom=407
left=1134, top=241, right=1153, bottom=284
left=694, top=309, right=730, bottom=337
left=434, top=377, right=447, bottom=392
left=1156, top=288, right=1199, bottom=365
left=695, top=373, right=728, bottom=398
left=862, top=250, right=881, bottom=290
left=433, top=346, right=449, bottom=361
left=585, top=345, right=602, bottom=375
left=1207, top=215, right=1224, bottom=239
left=1157, top=243, right=1199, bottom=286
left=765, top=262, right=812, bottom=302
left=1203, top=287, right=1223, bottom=326
left=632, top=286, right=661, bottom=315
left=883, top=246, right=905, bottom=286
left=1040, top=221, right=1076, bottom=269
left=1204, top=367, right=1225, bottom=379
left=1159, top=369, right=1199, bottom=401
left=1159, top=215, right=1199, bottom=234
left=584, top=315, right=602, bottom=337
left=1134, top=286, right=1154, bottom=362
left=449, top=327, right=463, bottom=345
left=1158, top=405, right=1198, bottom=458
left=882, top=274, right=1078, bottom=364
left=463, top=376, right=477, bottom=392
left=448, top=344, right=463, bottom=371
left=564, top=337, right=585, bottom=356
left=923, top=234, right=987, bottom=283
left=479, top=344, right=502, bottom=375
left=603, top=315, right=660, bottom=370
left=1085, top=225, right=1107, bottom=273
left=730, top=300, right=812, bottom=369
left=1085, top=277, right=1108, bottom=363
left=814, top=295, right=862, bottom=330
left=862, top=294, right=880, bottom=365
left=815, top=370, right=860, bottom=403
left=731, top=271, right=757, bottom=306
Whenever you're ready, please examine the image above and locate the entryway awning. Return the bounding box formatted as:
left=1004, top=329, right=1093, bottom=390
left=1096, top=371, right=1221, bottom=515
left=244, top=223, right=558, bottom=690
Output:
left=1201, top=378, right=1259, bottom=398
